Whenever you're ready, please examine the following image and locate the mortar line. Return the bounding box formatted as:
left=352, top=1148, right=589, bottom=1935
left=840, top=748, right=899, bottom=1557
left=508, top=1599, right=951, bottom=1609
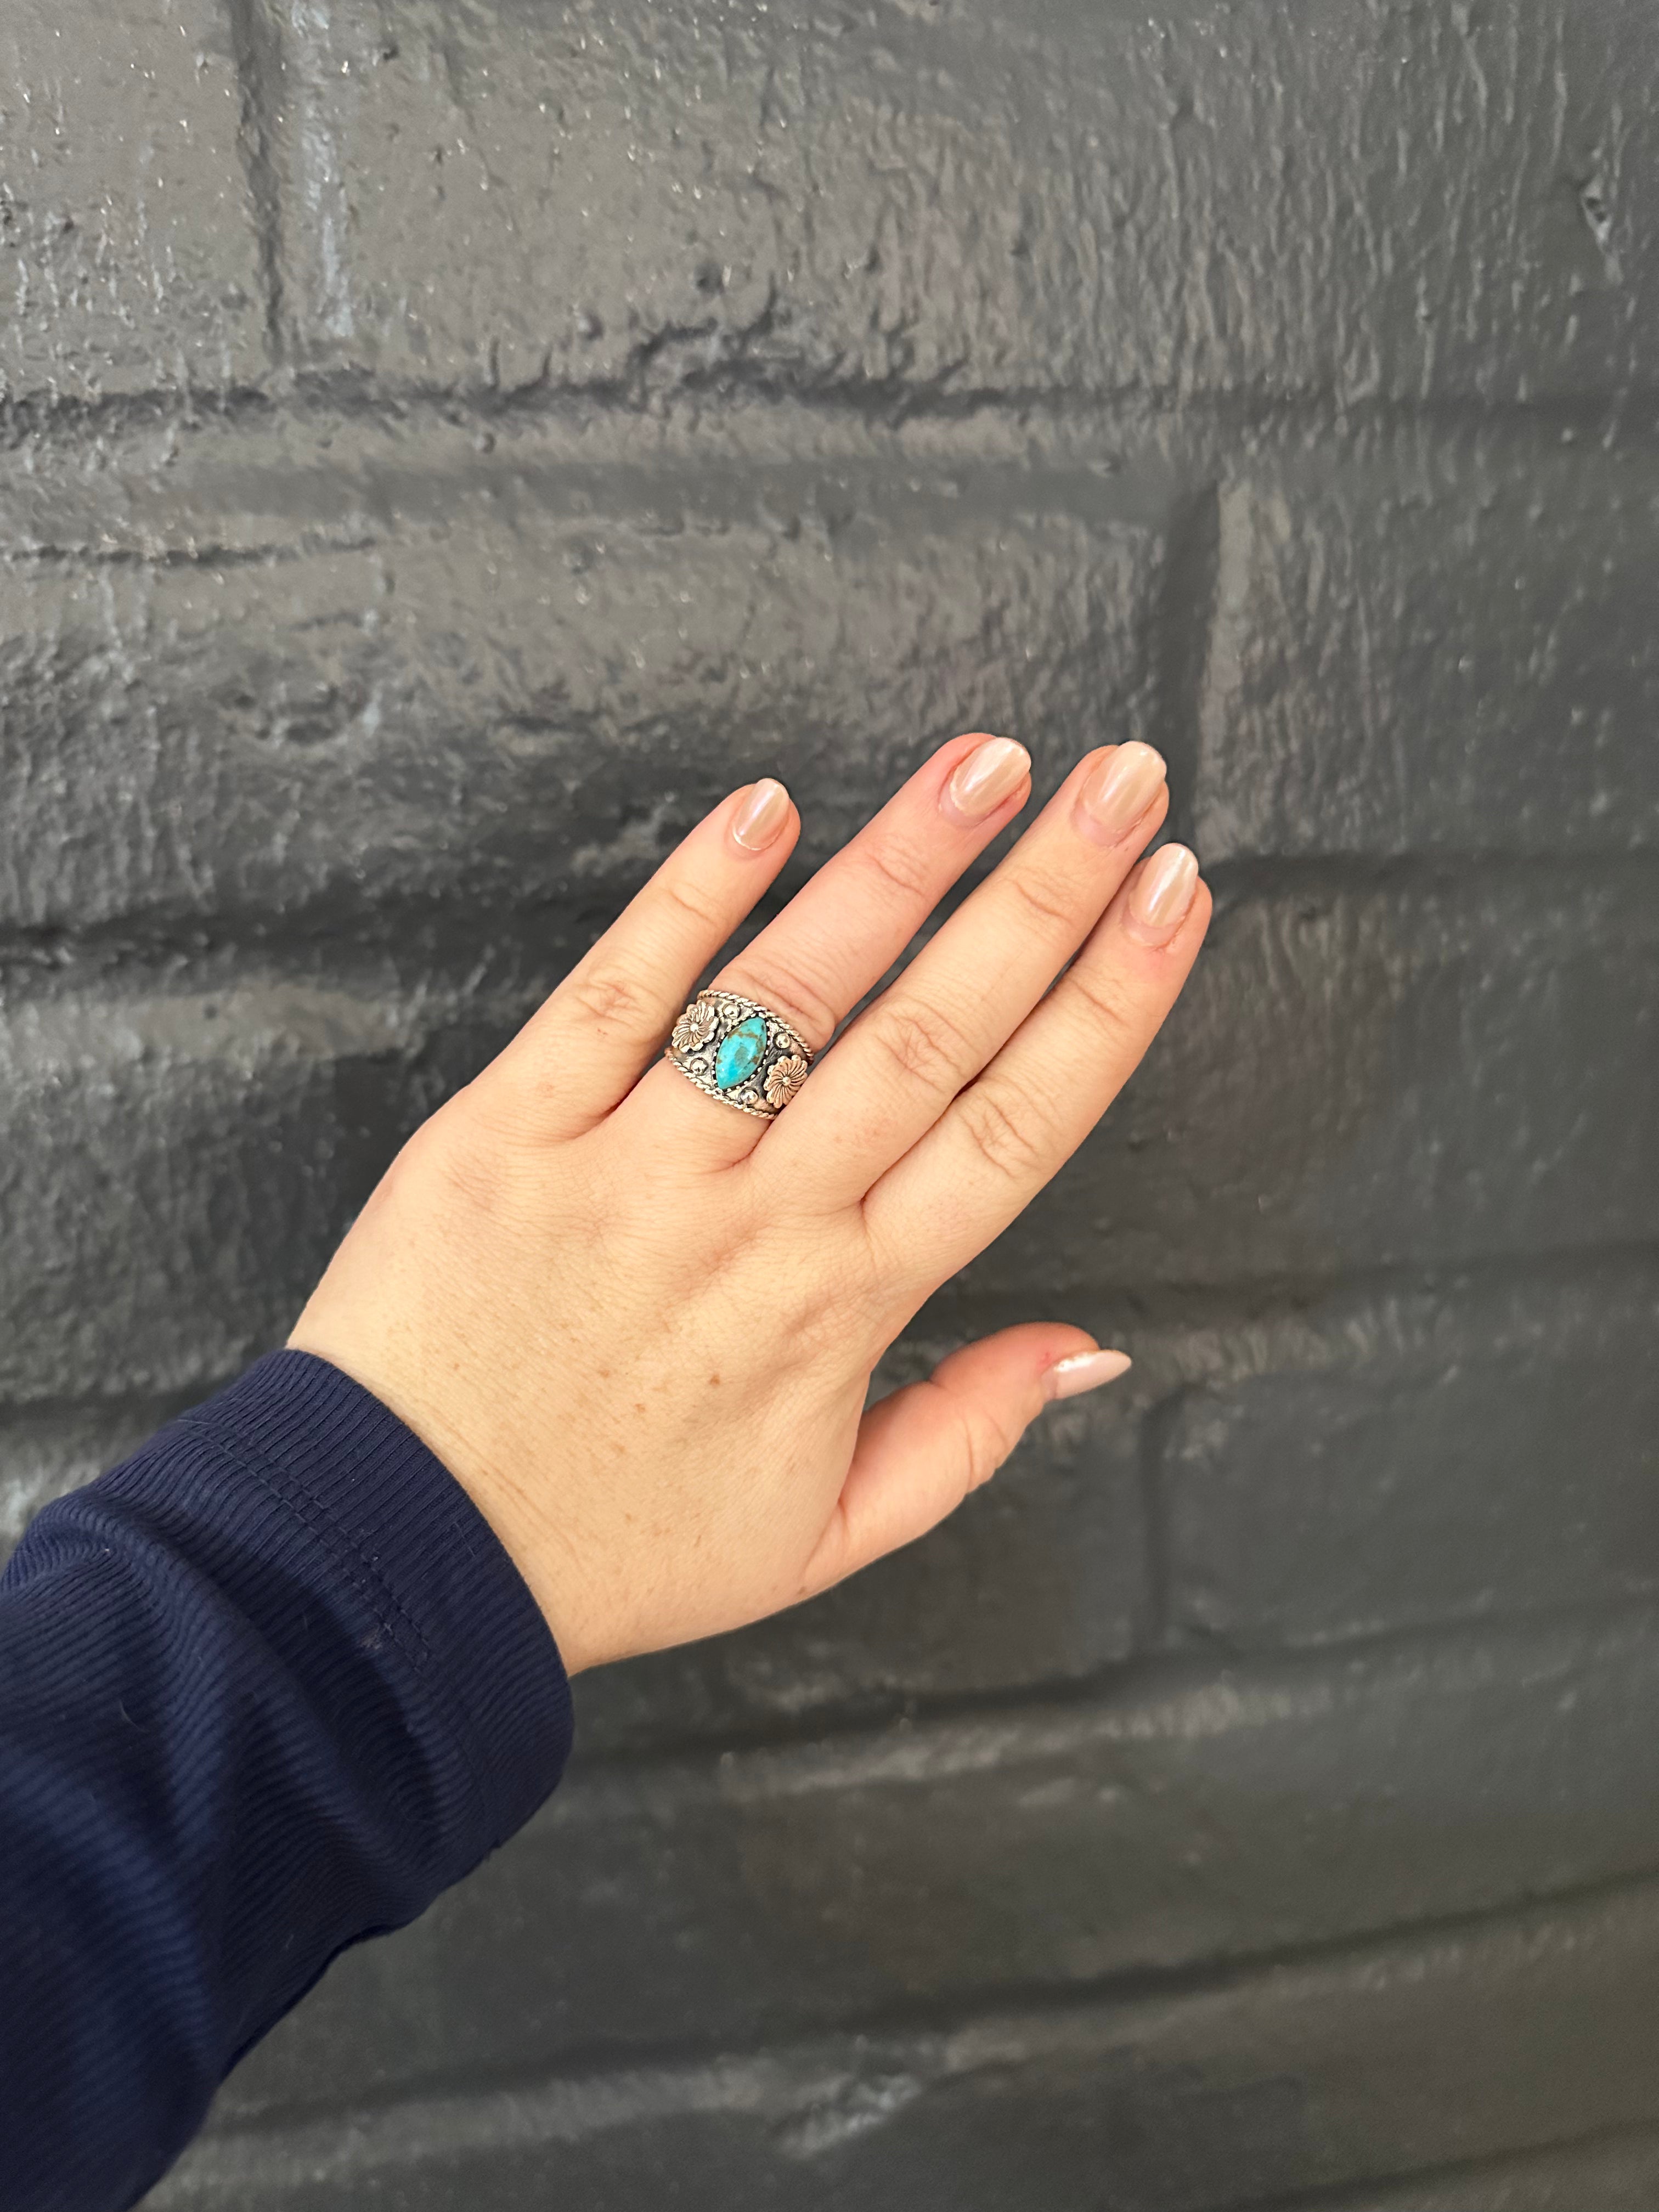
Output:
left=3, top=371, right=1659, bottom=456
left=1235, top=2113, right=1659, bottom=2212
left=0, top=849, right=1651, bottom=989
left=1148, top=481, right=1222, bottom=856
left=224, top=0, right=287, bottom=368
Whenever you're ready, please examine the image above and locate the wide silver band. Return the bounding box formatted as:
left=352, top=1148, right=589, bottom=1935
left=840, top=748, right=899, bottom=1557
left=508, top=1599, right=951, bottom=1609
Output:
left=664, top=989, right=815, bottom=1119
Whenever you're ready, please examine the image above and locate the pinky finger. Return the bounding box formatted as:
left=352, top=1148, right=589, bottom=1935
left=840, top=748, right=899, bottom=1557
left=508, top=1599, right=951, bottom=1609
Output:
left=797, top=1323, right=1131, bottom=1597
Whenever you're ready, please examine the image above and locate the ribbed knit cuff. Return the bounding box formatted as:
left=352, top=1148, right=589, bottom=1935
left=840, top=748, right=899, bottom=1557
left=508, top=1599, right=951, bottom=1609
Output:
left=170, top=1347, right=573, bottom=1852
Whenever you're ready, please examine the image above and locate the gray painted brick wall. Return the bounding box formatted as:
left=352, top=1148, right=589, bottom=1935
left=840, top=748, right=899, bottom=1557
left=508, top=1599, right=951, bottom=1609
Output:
left=1, top=0, right=1655, bottom=2204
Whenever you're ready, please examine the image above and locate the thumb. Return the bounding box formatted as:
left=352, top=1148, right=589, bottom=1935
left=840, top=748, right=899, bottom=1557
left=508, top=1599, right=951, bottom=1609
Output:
left=799, top=1323, right=1132, bottom=1597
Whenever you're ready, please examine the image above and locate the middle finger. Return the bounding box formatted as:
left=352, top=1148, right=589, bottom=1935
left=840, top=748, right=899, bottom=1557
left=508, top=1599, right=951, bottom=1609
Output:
left=616, top=731, right=1032, bottom=1165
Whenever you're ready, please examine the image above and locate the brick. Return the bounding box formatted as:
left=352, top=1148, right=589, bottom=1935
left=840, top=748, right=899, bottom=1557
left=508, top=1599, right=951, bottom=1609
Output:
left=252, top=0, right=1657, bottom=407
left=964, top=868, right=1659, bottom=1295
left=0, top=971, right=500, bottom=1408
left=584, top=1252, right=1659, bottom=1742
left=0, top=415, right=1165, bottom=940
left=161, top=1876, right=1659, bottom=2211
left=0, top=0, right=266, bottom=404
left=1197, top=454, right=1659, bottom=862
left=206, top=1612, right=1659, bottom=2123
left=1159, top=1255, right=1659, bottom=1644
left=15, top=413, right=1659, bottom=949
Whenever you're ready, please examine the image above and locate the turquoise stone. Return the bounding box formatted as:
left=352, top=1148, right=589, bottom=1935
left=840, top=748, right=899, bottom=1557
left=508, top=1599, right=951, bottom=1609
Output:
left=713, top=1013, right=767, bottom=1091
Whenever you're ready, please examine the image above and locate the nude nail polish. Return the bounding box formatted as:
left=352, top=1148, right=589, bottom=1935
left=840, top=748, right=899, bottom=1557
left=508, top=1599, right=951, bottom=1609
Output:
left=1076, top=742, right=1167, bottom=845
left=1045, top=1348, right=1132, bottom=1402
left=1124, top=844, right=1199, bottom=944
left=732, top=777, right=790, bottom=851
left=941, top=736, right=1031, bottom=825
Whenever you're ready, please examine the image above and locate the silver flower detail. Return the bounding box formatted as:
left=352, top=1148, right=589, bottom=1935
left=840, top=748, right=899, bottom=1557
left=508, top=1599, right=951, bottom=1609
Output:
left=672, top=1000, right=719, bottom=1053
left=763, top=1052, right=809, bottom=1109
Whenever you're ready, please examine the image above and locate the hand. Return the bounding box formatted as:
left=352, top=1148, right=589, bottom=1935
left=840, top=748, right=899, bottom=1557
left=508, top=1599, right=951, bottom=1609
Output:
left=288, top=736, right=1210, bottom=1675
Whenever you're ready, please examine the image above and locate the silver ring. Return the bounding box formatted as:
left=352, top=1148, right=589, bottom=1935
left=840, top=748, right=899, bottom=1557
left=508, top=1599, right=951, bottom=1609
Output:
left=664, top=989, right=815, bottom=1118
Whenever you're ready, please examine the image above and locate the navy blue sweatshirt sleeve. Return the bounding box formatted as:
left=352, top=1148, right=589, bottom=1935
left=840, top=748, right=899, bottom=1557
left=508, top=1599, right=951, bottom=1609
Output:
left=0, top=1349, right=574, bottom=2212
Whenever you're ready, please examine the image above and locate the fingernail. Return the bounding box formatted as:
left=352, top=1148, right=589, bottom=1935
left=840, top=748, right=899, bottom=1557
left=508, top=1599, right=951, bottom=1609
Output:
left=732, top=777, right=790, bottom=851
left=1124, top=844, right=1199, bottom=944
left=1045, top=1348, right=1133, bottom=1402
left=1076, top=742, right=1166, bottom=845
left=941, top=735, right=1031, bottom=825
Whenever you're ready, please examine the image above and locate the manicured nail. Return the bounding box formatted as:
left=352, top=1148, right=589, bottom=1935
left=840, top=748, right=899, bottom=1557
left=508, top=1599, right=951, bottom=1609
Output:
left=1124, top=844, right=1199, bottom=944
left=1076, top=742, right=1166, bottom=845
left=1045, top=1348, right=1132, bottom=1402
left=732, top=777, right=790, bottom=851
left=941, top=736, right=1031, bottom=825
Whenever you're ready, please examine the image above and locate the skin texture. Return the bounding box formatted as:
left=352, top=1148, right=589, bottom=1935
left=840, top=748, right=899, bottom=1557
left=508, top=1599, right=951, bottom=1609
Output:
left=289, top=736, right=1211, bottom=1676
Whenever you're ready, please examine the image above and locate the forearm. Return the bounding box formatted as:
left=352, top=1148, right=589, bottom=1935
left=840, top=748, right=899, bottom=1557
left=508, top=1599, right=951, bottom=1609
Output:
left=0, top=1352, right=571, bottom=2212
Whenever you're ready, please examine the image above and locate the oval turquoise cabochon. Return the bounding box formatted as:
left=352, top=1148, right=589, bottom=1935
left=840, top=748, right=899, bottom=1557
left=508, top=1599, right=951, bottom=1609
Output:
left=713, top=1014, right=768, bottom=1091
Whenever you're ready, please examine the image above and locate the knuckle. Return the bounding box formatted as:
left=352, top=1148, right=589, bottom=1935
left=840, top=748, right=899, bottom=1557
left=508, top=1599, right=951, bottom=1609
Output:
left=859, top=828, right=934, bottom=906
left=953, top=1076, right=1052, bottom=1183
left=565, top=960, right=662, bottom=1036
left=658, top=872, right=727, bottom=935
left=1005, top=866, right=1079, bottom=932
left=1064, top=962, right=1141, bottom=1050
left=866, top=995, right=978, bottom=1094
left=950, top=1390, right=1020, bottom=1491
